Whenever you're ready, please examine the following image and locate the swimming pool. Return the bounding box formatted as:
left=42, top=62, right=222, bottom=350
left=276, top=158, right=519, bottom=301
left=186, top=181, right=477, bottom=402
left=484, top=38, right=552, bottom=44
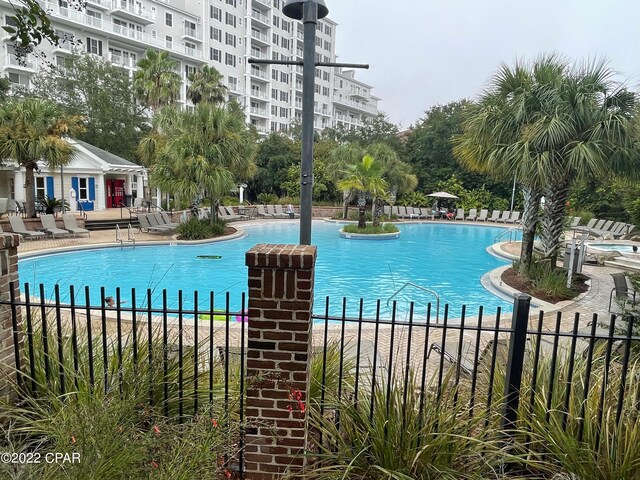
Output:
left=586, top=243, right=635, bottom=253
left=20, top=221, right=515, bottom=318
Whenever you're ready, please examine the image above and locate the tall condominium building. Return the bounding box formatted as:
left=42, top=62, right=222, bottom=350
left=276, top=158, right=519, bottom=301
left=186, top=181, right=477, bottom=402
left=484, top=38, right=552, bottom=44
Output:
left=0, top=0, right=381, bottom=135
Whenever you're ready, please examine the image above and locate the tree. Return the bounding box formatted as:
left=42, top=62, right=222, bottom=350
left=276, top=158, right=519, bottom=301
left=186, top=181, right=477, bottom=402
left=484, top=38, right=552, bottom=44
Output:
left=454, top=55, right=640, bottom=272
left=321, top=113, right=404, bottom=152
left=133, top=50, right=181, bottom=113
left=187, top=65, right=227, bottom=106
left=27, top=53, right=147, bottom=160
left=338, top=154, right=387, bottom=228
left=248, top=133, right=299, bottom=200
left=0, top=98, right=83, bottom=217
left=142, top=103, right=257, bottom=223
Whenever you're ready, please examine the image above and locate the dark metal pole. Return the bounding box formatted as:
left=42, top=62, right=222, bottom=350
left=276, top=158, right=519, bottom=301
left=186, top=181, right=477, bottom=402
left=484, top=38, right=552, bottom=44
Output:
left=299, top=1, right=317, bottom=245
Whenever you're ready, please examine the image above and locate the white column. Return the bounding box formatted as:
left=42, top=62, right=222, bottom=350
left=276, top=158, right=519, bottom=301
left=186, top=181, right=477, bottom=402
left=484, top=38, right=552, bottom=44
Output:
left=13, top=170, right=24, bottom=202
left=95, top=174, right=105, bottom=210
left=125, top=174, right=133, bottom=195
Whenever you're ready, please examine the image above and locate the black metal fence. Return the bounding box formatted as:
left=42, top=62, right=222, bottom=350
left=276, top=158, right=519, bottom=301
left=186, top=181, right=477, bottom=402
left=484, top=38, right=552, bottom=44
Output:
left=4, top=283, right=640, bottom=473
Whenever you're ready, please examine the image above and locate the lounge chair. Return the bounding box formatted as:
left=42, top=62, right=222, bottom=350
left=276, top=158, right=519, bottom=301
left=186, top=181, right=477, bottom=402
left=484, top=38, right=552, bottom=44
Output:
left=454, top=208, right=464, bottom=221
left=391, top=206, right=400, bottom=217
left=132, top=197, right=145, bottom=213
left=160, top=211, right=181, bottom=228
left=383, top=205, right=391, bottom=217
left=218, top=206, right=241, bottom=221
left=488, top=210, right=501, bottom=222
left=496, top=211, right=511, bottom=223
left=62, top=213, right=90, bottom=237
left=274, top=205, right=291, bottom=219
left=396, top=206, right=407, bottom=218
left=137, top=214, right=172, bottom=234
left=41, top=214, right=71, bottom=238
left=414, top=207, right=429, bottom=220
left=8, top=216, right=45, bottom=240
left=256, top=205, right=274, bottom=218
left=608, top=273, right=638, bottom=312
left=567, top=216, right=581, bottom=228
left=465, top=208, right=477, bottom=221
left=506, top=211, right=521, bottom=224
left=477, top=209, right=488, bottom=222
left=573, top=218, right=597, bottom=234
left=267, top=204, right=286, bottom=218
left=0, top=198, right=7, bottom=217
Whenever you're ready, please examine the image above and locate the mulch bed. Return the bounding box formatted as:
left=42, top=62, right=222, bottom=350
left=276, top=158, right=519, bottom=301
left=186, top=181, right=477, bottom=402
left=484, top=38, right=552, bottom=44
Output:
left=223, top=227, right=237, bottom=236
left=501, top=267, right=590, bottom=304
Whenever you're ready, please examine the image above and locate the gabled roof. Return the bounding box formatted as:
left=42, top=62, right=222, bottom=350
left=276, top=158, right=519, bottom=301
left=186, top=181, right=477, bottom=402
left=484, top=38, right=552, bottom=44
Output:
left=72, top=139, right=139, bottom=168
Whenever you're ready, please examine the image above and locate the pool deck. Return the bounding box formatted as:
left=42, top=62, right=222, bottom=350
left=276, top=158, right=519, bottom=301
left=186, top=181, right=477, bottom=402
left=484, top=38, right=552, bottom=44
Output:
left=13, top=212, right=631, bottom=371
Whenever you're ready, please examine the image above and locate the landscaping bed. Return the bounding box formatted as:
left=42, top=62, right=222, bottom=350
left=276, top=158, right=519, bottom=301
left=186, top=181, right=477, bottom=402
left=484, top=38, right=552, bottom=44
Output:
left=501, top=266, right=589, bottom=303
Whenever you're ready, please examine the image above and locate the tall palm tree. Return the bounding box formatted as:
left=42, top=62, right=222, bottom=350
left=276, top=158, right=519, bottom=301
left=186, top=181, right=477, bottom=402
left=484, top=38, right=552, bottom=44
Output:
left=367, top=143, right=417, bottom=211
left=328, top=143, right=363, bottom=219
left=133, top=49, right=181, bottom=113
left=454, top=55, right=640, bottom=271
left=338, top=154, right=387, bottom=228
left=0, top=98, right=83, bottom=218
left=145, top=103, right=257, bottom=223
left=187, top=65, right=228, bottom=106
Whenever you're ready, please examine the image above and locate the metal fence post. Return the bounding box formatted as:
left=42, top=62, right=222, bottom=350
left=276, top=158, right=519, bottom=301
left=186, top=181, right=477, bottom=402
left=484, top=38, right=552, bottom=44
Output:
left=502, top=293, right=531, bottom=434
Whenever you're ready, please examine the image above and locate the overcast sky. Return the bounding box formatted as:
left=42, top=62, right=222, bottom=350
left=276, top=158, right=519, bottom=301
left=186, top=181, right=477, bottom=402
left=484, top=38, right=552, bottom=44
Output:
left=326, top=0, right=640, bottom=128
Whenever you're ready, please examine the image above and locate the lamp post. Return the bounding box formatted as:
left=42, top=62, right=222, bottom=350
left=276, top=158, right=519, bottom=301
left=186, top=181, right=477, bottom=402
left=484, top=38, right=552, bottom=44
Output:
left=251, top=0, right=368, bottom=245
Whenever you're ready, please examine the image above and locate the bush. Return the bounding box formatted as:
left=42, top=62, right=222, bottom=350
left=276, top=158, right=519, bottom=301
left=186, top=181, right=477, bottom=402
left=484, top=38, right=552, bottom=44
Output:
left=220, top=196, right=239, bottom=206
left=256, top=193, right=279, bottom=205
left=512, top=259, right=576, bottom=300
left=176, top=217, right=226, bottom=240
left=341, top=223, right=399, bottom=234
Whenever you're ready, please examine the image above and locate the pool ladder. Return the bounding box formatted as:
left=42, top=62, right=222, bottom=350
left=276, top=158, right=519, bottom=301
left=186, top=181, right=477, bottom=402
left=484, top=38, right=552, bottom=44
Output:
left=386, top=282, right=440, bottom=324
left=494, top=225, right=523, bottom=244
left=116, top=224, right=136, bottom=249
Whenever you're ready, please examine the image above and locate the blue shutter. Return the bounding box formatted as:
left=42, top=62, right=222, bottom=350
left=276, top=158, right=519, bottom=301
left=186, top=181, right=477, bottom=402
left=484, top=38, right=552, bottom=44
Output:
left=88, top=177, right=96, bottom=201
left=71, top=177, right=79, bottom=197
left=46, top=176, right=54, bottom=198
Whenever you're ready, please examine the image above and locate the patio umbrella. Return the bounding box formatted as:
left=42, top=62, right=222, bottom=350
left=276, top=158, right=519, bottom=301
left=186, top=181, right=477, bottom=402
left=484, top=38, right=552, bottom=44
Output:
left=427, top=191, right=459, bottom=212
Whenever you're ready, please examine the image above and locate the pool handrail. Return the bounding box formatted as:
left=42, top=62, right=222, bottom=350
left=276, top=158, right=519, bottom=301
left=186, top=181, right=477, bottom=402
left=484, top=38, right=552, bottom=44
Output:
left=386, top=281, right=440, bottom=324
left=494, top=225, right=522, bottom=244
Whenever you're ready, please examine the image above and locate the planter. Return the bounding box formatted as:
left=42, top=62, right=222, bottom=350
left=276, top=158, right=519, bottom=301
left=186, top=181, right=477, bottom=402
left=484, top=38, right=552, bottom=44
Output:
left=339, top=228, right=400, bottom=240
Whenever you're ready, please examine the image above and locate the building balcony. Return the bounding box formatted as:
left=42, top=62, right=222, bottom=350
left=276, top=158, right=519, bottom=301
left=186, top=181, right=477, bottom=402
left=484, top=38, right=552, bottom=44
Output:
left=314, top=108, right=330, bottom=117
left=228, top=83, right=241, bottom=94
left=85, top=0, right=110, bottom=9
left=250, top=107, right=268, bottom=117
left=250, top=49, right=268, bottom=60
left=250, top=68, right=269, bottom=81
left=252, top=0, right=271, bottom=9
left=108, top=52, right=136, bottom=68
left=332, top=95, right=378, bottom=114
left=4, top=54, right=38, bottom=71
left=182, top=26, right=203, bottom=42
left=250, top=30, right=270, bottom=46
left=250, top=90, right=269, bottom=101
left=111, top=0, right=155, bottom=24
left=349, top=90, right=369, bottom=100
left=251, top=10, right=270, bottom=27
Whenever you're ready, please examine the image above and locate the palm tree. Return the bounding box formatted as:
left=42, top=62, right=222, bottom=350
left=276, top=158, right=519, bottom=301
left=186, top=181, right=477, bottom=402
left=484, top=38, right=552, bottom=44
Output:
left=338, top=154, right=387, bottom=228
left=144, top=103, right=257, bottom=223
left=0, top=98, right=83, bottom=218
left=187, top=65, right=228, bottom=106
left=454, top=55, right=640, bottom=271
left=367, top=143, right=417, bottom=216
left=328, top=143, right=363, bottom=219
left=133, top=49, right=181, bottom=113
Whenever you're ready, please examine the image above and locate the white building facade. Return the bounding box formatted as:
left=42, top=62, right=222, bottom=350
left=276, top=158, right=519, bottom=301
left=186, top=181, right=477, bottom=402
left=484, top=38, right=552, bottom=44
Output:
left=0, top=0, right=381, bottom=135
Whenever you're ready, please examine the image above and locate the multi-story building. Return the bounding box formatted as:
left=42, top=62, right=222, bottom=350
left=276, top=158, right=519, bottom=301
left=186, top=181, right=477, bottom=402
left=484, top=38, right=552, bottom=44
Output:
left=0, top=0, right=380, bottom=135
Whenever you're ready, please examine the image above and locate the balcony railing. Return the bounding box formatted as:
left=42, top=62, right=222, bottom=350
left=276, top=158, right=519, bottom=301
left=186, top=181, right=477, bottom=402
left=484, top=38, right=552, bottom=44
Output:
left=111, top=0, right=155, bottom=22
left=250, top=107, right=268, bottom=116
left=36, top=0, right=204, bottom=61
left=250, top=68, right=268, bottom=80
left=251, top=30, right=269, bottom=43
left=250, top=90, right=269, bottom=100
left=108, top=52, right=136, bottom=68
left=250, top=50, right=267, bottom=60
left=332, top=95, right=378, bottom=114
left=253, top=0, right=271, bottom=8
left=183, top=26, right=202, bottom=41
left=228, top=84, right=241, bottom=93
left=5, top=54, right=37, bottom=69
left=86, top=0, right=110, bottom=8
left=251, top=10, right=270, bottom=24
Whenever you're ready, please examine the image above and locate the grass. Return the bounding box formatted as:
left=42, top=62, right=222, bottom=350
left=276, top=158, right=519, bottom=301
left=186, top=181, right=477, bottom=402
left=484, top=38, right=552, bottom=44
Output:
left=341, top=223, right=399, bottom=235
left=176, top=217, right=227, bottom=240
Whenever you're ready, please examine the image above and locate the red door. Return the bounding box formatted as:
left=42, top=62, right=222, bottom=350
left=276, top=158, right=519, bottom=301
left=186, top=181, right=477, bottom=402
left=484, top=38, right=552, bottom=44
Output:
left=107, top=179, right=125, bottom=208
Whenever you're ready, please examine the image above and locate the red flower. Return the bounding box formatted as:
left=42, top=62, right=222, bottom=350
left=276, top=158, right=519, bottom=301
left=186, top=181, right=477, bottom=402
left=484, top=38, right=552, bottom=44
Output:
left=224, top=469, right=232, bottom=478
left=151, top=460, right=159, bottom=469
left=212, top=419, right=219, bottom=428
left=287, top=405, right=293, bottom=413
left=153, top=425, right=161, bottom=435
left=71, top=435, right=76, bottom=445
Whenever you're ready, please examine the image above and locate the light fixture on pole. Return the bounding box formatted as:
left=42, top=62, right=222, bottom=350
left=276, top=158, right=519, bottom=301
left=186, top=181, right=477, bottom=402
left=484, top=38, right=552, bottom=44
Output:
left=251, top=0, right=368, bottom=245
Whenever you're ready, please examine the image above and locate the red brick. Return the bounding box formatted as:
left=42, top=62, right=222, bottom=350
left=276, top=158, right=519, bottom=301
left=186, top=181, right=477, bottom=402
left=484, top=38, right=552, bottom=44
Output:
left=263, top=331, right=292, bottom=341
left=279, top=342, right=308, bottom=352
left=277, top=362, right=307, bottom=372
left=296, top=280, right=312, bottom=291
left=249, top=299, right=278, bottom=309
left=248, top=320, right=277, bottom=330
left=297, top=291, right=311, bottom=301
left=247, top=359, right=276, bottom=370
left=276, top=456, right=304, bottom=466
left=274, top=270, right=285, bottom=298
left=262, top=351, right=293, bottom=361
left=246, top=397, right=276, bottom=408
left=262, top=310, right=293, bottom=320
left=261, top=446, right=289, bottom=455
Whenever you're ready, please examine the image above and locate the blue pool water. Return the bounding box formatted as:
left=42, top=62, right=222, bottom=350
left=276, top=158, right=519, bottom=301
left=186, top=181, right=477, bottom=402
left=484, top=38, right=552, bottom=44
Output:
left=586, top=243, right=634, bottom=253
left=20, top=221, right=515, bottom=319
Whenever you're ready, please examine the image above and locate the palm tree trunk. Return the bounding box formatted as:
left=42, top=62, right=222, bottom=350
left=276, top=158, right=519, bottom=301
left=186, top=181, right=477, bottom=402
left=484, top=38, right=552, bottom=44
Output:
left=518, top=186, right=542, bottom=276
left=372, top=198, right=383, bottom=227
left=357, top=191, right=366, bottom=229
left=211, top=197, right=218, bottom=224
left=539, top=178, right=571, bottom=265
left=342, top=190, right=352, bottom=219
left=25, top=163, right=37, bottom=218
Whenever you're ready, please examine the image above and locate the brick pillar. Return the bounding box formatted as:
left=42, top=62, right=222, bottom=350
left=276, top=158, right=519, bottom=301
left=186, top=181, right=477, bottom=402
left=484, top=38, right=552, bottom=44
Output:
left=0, top=233, right=21, bottom=399
left=244, top=244, right=317, bottom=479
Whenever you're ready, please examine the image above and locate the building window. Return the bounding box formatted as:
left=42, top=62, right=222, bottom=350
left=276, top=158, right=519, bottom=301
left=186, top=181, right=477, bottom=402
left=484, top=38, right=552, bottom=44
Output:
left=271, top=105, right=277, bottom=115
left=281, top=38, right=289, bottom=50
left=85, top=37, right=102, bottom=55
left=35, top=177, right=45, bottom=200
left=322, top=86, right=329, bottom=96
left=225, top=53, right=236, bottom=67
left=272, top=16, right=279, bottom=28
left=323, top=71, right=330, bottom=81
left=165, top=12, right=172, bottom=27
left=279, top=107, right=288, bottom=118
left=185, top=64, right=196, bottom=79
left=282, top=20, right=290, bottom=33
left=210, top=6, right=222, bottom=20
left=280, top=72, right=288, bottom=84
left=225, top=12, right=236, bottom=27
left=228, top=76, right=237, bottom=91
left=210, top=27, right=221, bottom=41
left=271, top=88, right=278, bottom=100
left=210, top=48, right=221, bottom=62
left=78, top=177, right=89, bottom=201
left=271, top=69, right=278, bottom=80
left=325, top=25, right=332, bottom=35
left=225, top=32, right=236, bottom=47
left=280, top=91, right=288, bottom=102
left=165, top=35, right=173, bottom=49
left=226, top=0, right=236, bottom=6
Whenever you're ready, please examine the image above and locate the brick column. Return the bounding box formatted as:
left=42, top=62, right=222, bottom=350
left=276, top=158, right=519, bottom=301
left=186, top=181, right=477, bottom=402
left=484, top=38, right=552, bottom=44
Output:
left=244, top=244, right=317, bottom=479
left=0, top=233, right=21, bottom=399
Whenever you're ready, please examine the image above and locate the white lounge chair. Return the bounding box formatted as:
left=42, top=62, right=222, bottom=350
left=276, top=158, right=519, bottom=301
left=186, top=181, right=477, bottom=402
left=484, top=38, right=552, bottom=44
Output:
left=137, top=214, right=172, bottom=234
left=496, top=211, right=511, bottom=223
left=477, top=209, right=488, bottom=222
left=454, top=208, right=464, bottom=221
left=465, top=208, right=477, bottom=221
left=40, top=214, right=70, bottom=238
left=267, top=204, right=286, bottom=218
left=488, top=210, right=501, bottom=222
left=9, top=216, right=45, bottom=240
left=62, top=214, right=90, bottom=237
left=506, top=211, right=521, bottom=224
left=256, top=205, right=274, bottom=218
left=274, top=205, right=290, bottom=219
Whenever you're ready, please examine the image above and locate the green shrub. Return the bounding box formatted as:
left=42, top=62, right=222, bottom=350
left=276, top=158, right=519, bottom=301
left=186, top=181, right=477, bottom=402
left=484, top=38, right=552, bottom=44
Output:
left=257, top=193, right=279, bottom=205
left=572, top=209, right=595, bottom=225
left=176, top=217, right=226, bottom=240
left=220, top=196, right=239, bottom=206
left=341, top=223, right=399, bottom=234
left=512, top=259, right=576, bottom=300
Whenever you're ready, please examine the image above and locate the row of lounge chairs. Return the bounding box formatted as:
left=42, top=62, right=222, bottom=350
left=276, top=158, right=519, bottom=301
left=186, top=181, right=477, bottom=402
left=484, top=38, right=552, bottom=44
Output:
left=256, top=204, right=298, bottom=219
left=572, top=217, right=635, bottom=239
left=384, top=206, right=522, bottom=224
left=137, top=212, right=180, bottom=234
left=2, top=214, right=90, bottom=240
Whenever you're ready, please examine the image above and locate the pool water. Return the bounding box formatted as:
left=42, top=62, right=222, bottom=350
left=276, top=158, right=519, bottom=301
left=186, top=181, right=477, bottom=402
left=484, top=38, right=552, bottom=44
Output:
left=587, top=243, right=635, bottom=253
left=21, top=221, right=515, bottom=319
